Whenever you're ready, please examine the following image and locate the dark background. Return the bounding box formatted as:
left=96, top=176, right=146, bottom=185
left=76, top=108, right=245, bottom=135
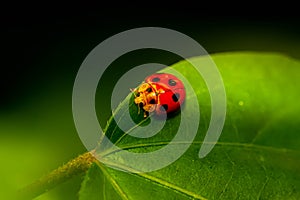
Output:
left=1, top=5, right=300, bottom=199
left=2, top=7, right=300, bottom=109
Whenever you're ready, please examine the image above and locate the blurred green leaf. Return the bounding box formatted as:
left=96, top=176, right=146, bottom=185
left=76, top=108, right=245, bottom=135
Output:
left=80, top=52, right=300, bottom=199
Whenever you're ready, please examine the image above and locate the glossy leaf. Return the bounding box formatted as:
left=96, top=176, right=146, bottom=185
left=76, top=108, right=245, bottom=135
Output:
left=80, top=52, right=300, bottom=199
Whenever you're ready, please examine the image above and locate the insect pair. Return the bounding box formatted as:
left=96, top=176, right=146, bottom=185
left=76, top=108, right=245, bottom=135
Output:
left=131, top=73, right=186, bottom=118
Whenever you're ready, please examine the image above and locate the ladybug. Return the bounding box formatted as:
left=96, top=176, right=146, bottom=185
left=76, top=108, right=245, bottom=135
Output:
left=131, top=73, right=186, bottom=118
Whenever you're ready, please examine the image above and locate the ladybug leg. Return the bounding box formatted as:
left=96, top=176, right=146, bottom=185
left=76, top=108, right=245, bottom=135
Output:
left=137, top=106, right=141, bottom=114
left=148, top=104, right=156, bottom=112
left=144, top=111, right=149, bottom=118
left=156, top=89, right=165, bottom=95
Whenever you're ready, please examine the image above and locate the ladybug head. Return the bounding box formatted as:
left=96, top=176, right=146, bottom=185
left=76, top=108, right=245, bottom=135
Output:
left=133, top=83, right=158, bottom=117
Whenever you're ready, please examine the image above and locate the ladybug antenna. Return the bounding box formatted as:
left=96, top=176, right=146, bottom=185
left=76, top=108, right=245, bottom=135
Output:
left=130, top=88, right=137, bottom=97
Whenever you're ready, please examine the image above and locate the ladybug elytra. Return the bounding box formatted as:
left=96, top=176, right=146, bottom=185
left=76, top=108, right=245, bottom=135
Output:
left=132, top=73, right=186, bottom=118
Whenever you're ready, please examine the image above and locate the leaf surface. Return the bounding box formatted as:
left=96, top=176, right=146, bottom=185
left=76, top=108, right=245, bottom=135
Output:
left=80, top=52, right=300, bottom=199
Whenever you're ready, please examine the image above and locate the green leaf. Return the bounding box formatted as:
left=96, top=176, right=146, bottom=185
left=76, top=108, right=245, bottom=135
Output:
left=80, top=52, right=300, bottom=199
left=79, top=163, right=123, bottom=200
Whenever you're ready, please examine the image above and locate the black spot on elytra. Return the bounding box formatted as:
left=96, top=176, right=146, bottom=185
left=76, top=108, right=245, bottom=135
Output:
left=146, top=87, right=152, bottom=93
left=160, top=104, right=168, bottom=111
left=152, top=77, right=160, bottom=82
left=136, top=92, right=140, bottom=97
left=168, top=79, right=177, bottom=86
left=149, top=99, right=155, bottom=104
left=172, top=93, right=180, bottom=102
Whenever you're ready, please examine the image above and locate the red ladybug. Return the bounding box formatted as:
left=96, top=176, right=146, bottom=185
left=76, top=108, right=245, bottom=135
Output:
left=132, top=73, right=186, bottom=118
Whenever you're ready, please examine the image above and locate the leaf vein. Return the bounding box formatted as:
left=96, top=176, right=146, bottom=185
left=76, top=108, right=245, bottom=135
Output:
left=98, top=163, right=129, bottom=200
left=218, top=152, right=235, bottom=199
left=135, top=173, right=207, bottom=200
left=101, top=160, right=207, bottom=200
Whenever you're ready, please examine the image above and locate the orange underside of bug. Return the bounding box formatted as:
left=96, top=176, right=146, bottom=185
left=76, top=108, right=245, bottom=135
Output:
left=133, top=83, right=163, bottom=117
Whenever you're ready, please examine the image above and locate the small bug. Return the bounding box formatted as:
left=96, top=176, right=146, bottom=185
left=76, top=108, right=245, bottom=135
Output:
left=131, top=73, right=186, bottom=118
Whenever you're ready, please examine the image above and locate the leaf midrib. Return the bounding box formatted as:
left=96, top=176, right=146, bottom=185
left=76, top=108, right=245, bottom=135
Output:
left=101, top=141, right=300, bottom=159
